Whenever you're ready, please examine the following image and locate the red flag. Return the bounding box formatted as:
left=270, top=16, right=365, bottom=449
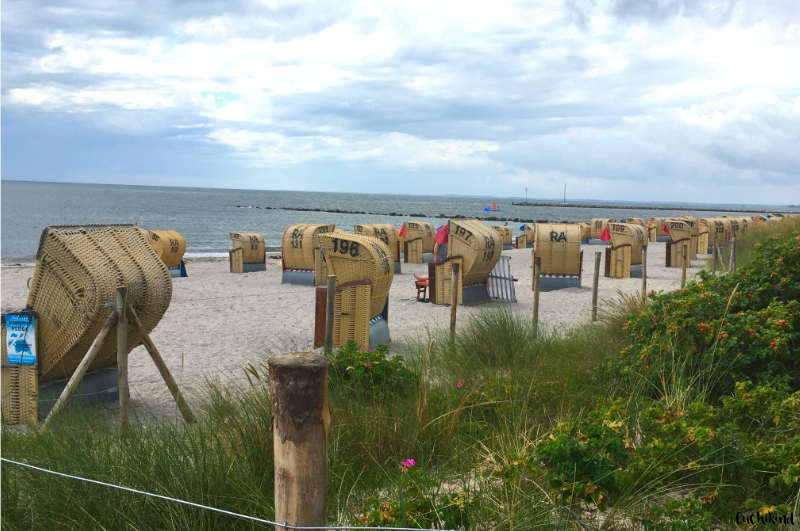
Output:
left=599, top=226, right=611, bottom=242
left=398, top=224, right=407, bottom=237
left=663, top=224, right=670, bottom=234
left=435, top=224, right=449, bottom=244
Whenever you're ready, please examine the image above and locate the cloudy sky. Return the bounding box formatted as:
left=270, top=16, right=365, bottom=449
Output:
left=2, top=0, right=799, bottom=204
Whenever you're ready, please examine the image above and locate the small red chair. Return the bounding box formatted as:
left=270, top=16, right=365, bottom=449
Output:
left=415, top=280, right=428, bottom=301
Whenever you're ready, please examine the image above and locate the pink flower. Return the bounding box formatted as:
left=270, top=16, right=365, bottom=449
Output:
left=457, top=381, right=463, bottom=388
left=647, top=291, right=652, bottom=296
left=401, top=459, right=415, bottom=468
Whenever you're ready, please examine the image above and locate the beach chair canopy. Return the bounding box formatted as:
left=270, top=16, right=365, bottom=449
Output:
left=491, top=225, right=513, bottom=245
left=148, top=230, right=186, bottom=268
left=354, top=223, right=399, bottom=262
left=589, top=219, right=613, bottom=240
left=448, top=219, right=502, bottom=285
left=402, top=221, right=435, bottom=253
left=607, top=223, right=647, bottom=265
left=281, top=224, right=334, bottom=270
left=534, top=223, right=582, bottom=276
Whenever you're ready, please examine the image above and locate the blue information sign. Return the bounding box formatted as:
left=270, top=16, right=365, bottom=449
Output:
left=5, top=314, right=37, bottom=365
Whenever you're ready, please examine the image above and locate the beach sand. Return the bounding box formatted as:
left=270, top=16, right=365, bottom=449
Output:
left=0, top=243, right=703, bottom=422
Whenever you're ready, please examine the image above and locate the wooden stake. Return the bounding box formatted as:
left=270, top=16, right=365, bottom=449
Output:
left=450, top=262, right=459, bottom=343
left=116, top=286, right=129, bottom=432
left=128, top=307, right=195, bottom=424
left=269, top=352, right=330, bottom=531
left=641, top=247, right=647, bottom=299
left=712, top=242, right=718, bottom=275
left=532, top=256, right=541, bottom=334
left=41, top=312, right=118, bottom=431
left=729, top=236, right=736, bottom=273
left=681, top=243, right=688, bottom=288
left=591, top=252, right=601, bottom=322
left=324, top=275, right=336, bottom=354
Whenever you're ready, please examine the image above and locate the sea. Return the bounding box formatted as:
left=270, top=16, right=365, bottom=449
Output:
left=2, top=180, right=796, bottom=264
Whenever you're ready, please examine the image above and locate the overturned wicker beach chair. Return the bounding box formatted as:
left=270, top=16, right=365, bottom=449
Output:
left=533, top=223, right=584, bottom=291
left=280, top=224, right=335, bottom=285
left=604, top=223, right=647, bottom=279
left=148, top=229, right=187, bottom=277
left=230, top=232, right=266, bottom=273
left=313, top=233, right=394, bottom=350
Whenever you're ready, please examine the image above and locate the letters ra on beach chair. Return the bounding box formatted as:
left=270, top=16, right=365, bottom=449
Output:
left=532, top=223, right=584, bottom=291
left=402, top=221, right=437, bottom=264
left=355, top=223, right=402, bottom=274
left=17, top=224, right=173, bottom=421
left=428, top=219, right=502, bottom=306
left=491, top=225, right=513, bottom=250
left=313, top=233, right=394, bottom=350
left=280, top=224, right=335, bottom=285
left=604, top=223, right=647, bottom=279
left=148, top=229, right=187, bottom=277
left=230, top=232, right=266, bottom=273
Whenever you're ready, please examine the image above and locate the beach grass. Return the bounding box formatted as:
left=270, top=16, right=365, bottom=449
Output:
left=712, top=215, right=800, bottom=270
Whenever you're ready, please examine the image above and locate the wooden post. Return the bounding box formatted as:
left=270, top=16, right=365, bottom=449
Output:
left=269, top=353, right=330, bottom=531
left=712, top=242, right=718, bottom=275
left=729, top=237, right=736, bottom=273
left=591, top=252, right=601, bottom=322
left=532, top=256, right=541, bottom=335
left=41, top=312, right=118, bottom=431
left=324, top=275, right=336, bottom=354
left=681, top=243, right=688, bottom=288
left=450, top=262, right=459, bottom=343
left=116, top=287, right=129, bottom=432
left=128, top=307, right=195, bottom=424
left=641, top=247, right=647, bottom=299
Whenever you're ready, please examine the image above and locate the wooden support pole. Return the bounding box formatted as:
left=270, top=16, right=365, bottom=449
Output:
left=712, top=242, right=718, bottom=275
left=729, top=236, right=736, bottom=273
left=116, top=287, right=129, bottom=432
left=591, top=252, right=601, bottom=322
left=450, top=262, right=459, bottom=343
left=324, top=275, right=336, bottom=354
left=269, top=353, right=330, bottom=531
left=681, top=243, right=688, bottom=288
left=641, top=247, right=647, bottom=299
left=532, top=256, right=541, bottom=335
left=41, top=312, right=118, bottom=431
left=128, top=307, right=195, bottom=424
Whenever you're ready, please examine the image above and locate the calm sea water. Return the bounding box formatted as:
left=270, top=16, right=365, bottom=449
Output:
left=2, top=180, right=794, bottom=264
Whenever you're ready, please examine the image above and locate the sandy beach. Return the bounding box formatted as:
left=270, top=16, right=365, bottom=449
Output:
left=0, top=242, right=703, bottom=421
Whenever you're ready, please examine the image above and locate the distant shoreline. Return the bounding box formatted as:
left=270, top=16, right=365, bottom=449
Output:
left=510, top=201, right=796, bottom=214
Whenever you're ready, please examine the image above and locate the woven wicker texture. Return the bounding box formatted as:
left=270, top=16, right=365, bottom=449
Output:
left=405, top=239, right=424, bottom=264
left=434, top=258, right=463, bottom=306
left=314, top=247, right=328, bottom=286
left=666, top=220, right=692, bottom=244
left=26, top=225, right=173, bottom=383
left=403, top=222, right=435, bottom=253
left=1, top=318, right=39, bottom=424
left=148, top=230, right=186, bottom=268
left=230, top=232, right=266, bottom=264
left=320, top=233, right=394, bottom=319
left=354, top=223, right=400, bottom=262
left=516, top=235, right=528, bottom=249
left=281, top=224, right=335, bottom=270
left=448, top=219, right=502, bottom=286
left=332, top=284, right=371, bottom=349
left=608, top=223, right=647, bottom=265
left=607, top=245, right=632, bottom=279
left=491, top=226, right=513, bottom=246
left=522, top=224, right=536, bottom=243
left=230, top=248, right=244, bottom=273
left=576, top=222, right=590, bottom=241
left=623, top=218, right=646, bottom=227
left=534, top=224, right=582, bottom=276
left=589, top=219, right=612, bottom=240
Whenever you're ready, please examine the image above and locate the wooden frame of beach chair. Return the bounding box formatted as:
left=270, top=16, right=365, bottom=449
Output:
left=404, top=237, right=425, bottom=264
left=665, top=220, right=693, bottom=267
left=428, top=256, right=464, bottom=306
left=604, top=223, right=647, bottom=279
left=515, top=234, right=527, bottom=250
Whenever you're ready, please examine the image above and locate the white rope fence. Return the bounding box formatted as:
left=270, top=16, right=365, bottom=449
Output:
left=1, top=458, right=463, bottom=531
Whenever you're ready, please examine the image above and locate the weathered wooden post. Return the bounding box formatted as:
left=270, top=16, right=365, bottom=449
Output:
left=324, top=275, right=336, bottom=354
left=268, top=353, right=330, bottom=530
left=532, top=256, right=541, bottom=335
left=712, top=242, right=718, bottom=275
left=116, top=286, right=129, bottom=432
left=681, top=243, right=688, bottom=288
left=450, top=262, right=459, bottom=343
left=729, top=237, right=736, bottom=273
left=641, top=247, right=647, bottom=299
left=591, top=251, right=601, bottom=322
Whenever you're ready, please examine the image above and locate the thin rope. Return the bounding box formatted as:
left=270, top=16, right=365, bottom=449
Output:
left=1, top=458, right=464, bottom=531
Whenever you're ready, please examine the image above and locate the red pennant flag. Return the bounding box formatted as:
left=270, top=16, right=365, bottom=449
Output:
left=398, top=224, right=407, bottom=237
left=599, top=226, right=611, bottom=242
left=434, top=224, right=449, bottom=244
left=663, top=224, right=670, bottom=234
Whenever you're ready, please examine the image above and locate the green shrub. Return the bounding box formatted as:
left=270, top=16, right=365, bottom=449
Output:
left=327, top=340, right=417, bottom=397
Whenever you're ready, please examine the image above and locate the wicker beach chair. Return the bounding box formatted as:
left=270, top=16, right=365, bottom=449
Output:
left=281, top=224, right=335, bottom=285
left=604, top=223, right=647, bottom=279
left=533, top=223, right=584, bottom=291
left=149, top=229, right=187, bottom=277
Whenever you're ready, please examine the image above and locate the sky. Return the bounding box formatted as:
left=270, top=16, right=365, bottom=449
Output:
left=2, top=0, right=799, bottom=204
